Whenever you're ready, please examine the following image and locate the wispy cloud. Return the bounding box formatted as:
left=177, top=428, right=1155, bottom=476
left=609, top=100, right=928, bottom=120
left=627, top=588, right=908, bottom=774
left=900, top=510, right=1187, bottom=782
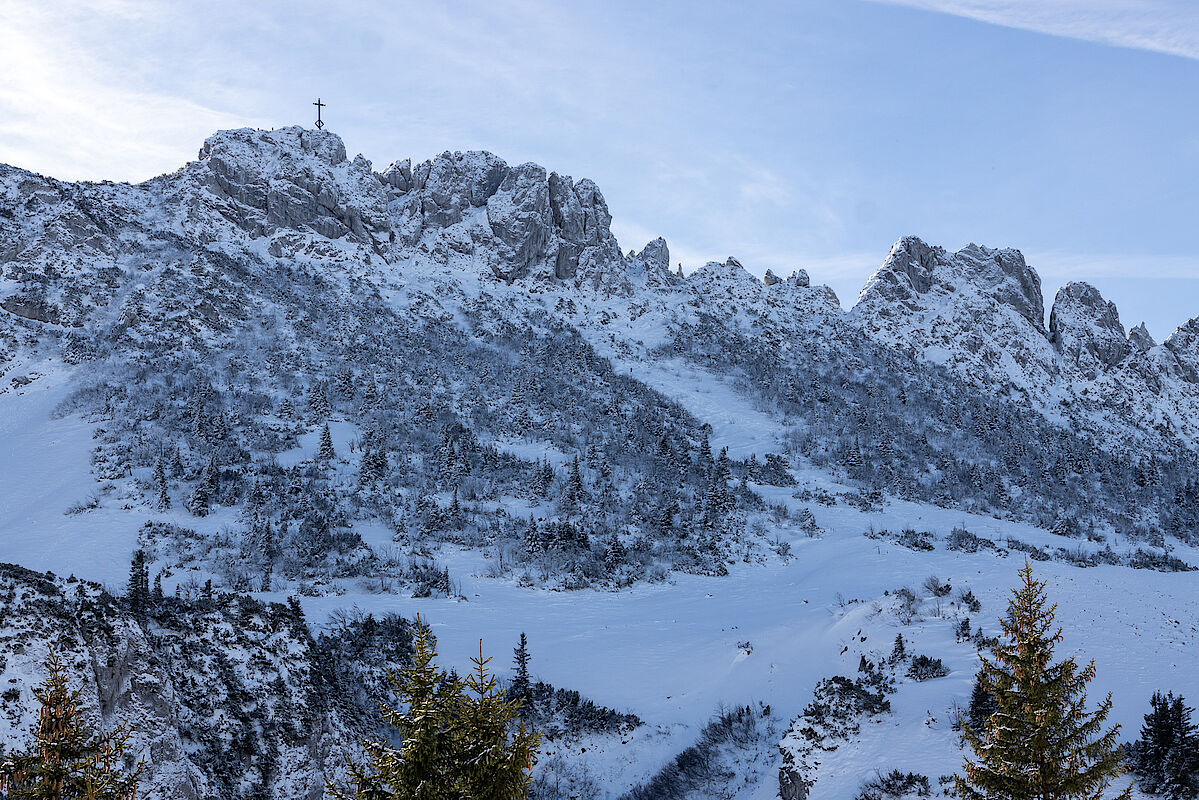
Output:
left=867, top=0, right=1199, bottom=60
left=1026, top=250, right=1199, bottom=281
left=0, top=1, right=269, bottom=181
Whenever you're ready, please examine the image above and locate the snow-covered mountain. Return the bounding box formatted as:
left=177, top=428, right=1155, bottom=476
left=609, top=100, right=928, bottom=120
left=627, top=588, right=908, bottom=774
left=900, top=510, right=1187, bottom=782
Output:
left=1, top=126, right=1197, bottom=799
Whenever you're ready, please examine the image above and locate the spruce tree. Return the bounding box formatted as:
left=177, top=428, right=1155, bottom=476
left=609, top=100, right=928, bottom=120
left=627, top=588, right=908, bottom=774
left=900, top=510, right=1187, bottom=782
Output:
left=0, top=652, right=143, bottom=799
left=1130, top=692, right=1199, bottom=799
left=511, top=633, right=532, bottom=711
left=126, top=550, right=149, bottom=624
left=318, top=423, right=336, bottom=461
left=956, top=561, right=1129, bottom=800
left=967, top=670, right=999, bottom=734
left=152, top=459, right=170, bottom=510
left=188, top=481, right=210, bottom=518
left=308, top=382, right=330, bottom=419
left=333, top=618, right=539, bottom=800
left=459, top=641, right=539, bottom=800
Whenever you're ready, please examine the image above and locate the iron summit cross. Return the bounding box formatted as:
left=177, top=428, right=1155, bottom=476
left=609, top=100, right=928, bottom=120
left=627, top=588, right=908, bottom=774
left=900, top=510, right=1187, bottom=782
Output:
left=313, top=98, right=326, bottom=130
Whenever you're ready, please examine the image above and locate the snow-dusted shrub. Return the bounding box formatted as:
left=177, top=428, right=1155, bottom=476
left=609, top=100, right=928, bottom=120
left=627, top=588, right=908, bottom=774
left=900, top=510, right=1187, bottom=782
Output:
left=946, top=526, right=994, bottom=553
left=855, top=770, right=931, bottom=799
left=922, top=574, right=952, bottom=597
left=623, top=704, right=772, bottom=800
left=906, top=655, right=949, bottom=681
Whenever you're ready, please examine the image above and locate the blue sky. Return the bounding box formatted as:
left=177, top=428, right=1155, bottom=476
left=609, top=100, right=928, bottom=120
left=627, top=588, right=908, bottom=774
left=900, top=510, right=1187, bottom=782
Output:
left=1, top=0, right=1196, bottom=339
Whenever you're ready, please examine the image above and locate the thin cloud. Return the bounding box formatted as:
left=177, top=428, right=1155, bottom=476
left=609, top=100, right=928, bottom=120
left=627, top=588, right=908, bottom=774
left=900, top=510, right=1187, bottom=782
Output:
left=867, top=0, right=1199, bottom=60
left=0, top=1, right=263, bottom=181
left=1027, top=250, right=1199, bottom=281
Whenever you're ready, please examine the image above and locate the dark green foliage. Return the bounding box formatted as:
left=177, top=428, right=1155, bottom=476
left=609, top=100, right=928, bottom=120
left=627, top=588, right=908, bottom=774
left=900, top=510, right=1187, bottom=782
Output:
left=0, top=652, right=143, bottom=799
left=153, top=458, right=170, bottom=510
left=663, top=317, right=1199, bottom=546
left=622, top=704, right=769, bottom=800
left=967, top=671, right=998, bottom=733
left=946, top=527, right=995, bottom=553
left=333, top=619, right=539, bottom=800
left=856, top=770, right=931, bottom=799
left=1128, top=692, right=1199, bottom=799
left=802, top=673, right=891, bottom=735
left=511, top=632, right=532, bottom=711
left=906, top=655, right=948, bottom=681
left=956, top=562, right=1129, bottom=800
left=521, top=682, right=641, bottom=741
left=126, top=549, right=149, bottom=623
left=318, top=424, right=335, bottom=461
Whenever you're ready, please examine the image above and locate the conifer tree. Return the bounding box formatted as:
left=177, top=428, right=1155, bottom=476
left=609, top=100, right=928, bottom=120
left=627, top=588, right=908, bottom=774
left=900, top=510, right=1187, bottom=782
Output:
left=168, top=447, right=184, bottom=478
left=956, top=561, right=1129, bottom=800
left=188, top=481, right=210, bottom=518
left=1130, top=692, right=1199, bottom=799
left=333, top=618, right=539, bottom=800
left=967, top=671, right=999, bottom=734
left=189, top=458, right=218, bottom=517
left=308, top=382, right=330, bottom=419
left=510, top=633, right=532, bottom=711
left=0, top=652, right=143, bottom=799
left=152, top=460, right=170, bottom=511
left=318, top=423, right=336, bottom=461
left=459, top=641, right=539, bottom=800
left=126, top=550, right=149, bottom=624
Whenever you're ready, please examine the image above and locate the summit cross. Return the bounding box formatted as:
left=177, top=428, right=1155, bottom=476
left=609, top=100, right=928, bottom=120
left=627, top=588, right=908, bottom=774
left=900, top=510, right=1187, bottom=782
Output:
left=313, top=98, right=326, bottom=130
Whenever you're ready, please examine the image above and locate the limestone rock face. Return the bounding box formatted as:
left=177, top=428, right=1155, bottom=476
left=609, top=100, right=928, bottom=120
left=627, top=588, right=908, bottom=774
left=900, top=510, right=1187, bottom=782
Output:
left=486, top=162, right=552, bottom=280
left=856, top=238, right=1044, bottom=331
left=636, top=237, right=671, bottom=274
left=1049, top=281, right=1129, bottom=376
left=1128, top=322, right=1156, bottom=353
left=420, top=150, right=509, bottom=228
left=687, top=257, right=841, bottom=321
left=1165, top=318, right=1199, bottom=384
left=851, top=236, right=1056, bottom=396
left=191, top=126, right=391, bottom=248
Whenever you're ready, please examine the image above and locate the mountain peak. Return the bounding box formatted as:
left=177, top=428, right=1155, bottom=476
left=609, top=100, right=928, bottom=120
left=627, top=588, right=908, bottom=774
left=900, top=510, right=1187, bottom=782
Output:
left=1164, top=317, right=1199, bottom=384
left=855, top=237, right=1044, bottom=333
left=1128, top=321, right=1156, bottom=352
left=1048, top=281, right=1128, bottom=376
left=198, top=126, right=349, bottom=169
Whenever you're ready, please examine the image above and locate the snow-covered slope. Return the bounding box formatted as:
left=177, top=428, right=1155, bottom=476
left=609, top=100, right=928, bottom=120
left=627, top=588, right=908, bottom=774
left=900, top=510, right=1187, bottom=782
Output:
left=1, top=126, right=1196, bottom=799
